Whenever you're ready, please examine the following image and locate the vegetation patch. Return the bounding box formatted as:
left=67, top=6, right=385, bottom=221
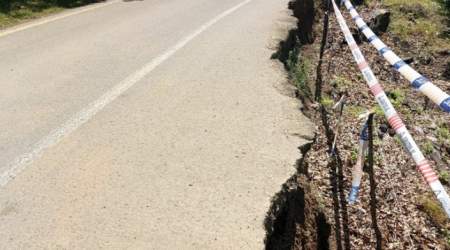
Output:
left=0, top=0, right=104, bottom=28
left=379, top=0, right=450, bottom=46
left=419, top=193, right=449, bottom=227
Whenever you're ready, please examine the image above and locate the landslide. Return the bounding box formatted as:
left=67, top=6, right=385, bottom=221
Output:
left=267, top=0, right=450, bottom=249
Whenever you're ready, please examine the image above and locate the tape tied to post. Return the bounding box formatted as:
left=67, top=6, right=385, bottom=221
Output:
left=341, top=0, right=450, bottom=113
left=331, top=0, right=450, bottom=218
left=348, top=118, right=370, bottom=203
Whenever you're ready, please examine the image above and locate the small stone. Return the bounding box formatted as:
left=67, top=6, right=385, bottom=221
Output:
left=413, top=125, right=425, bottom=136
left=438, top=49, right=450, bottom=56
left=388, top=128, right=396, bottom=137
left=428, top=122, right=438, bottom=130
left=418, top=51, right=434, bottom=65
left=426, top=136, right=438, bottom=143
left=379, top=124, right=389, bottom=133
left=430, top=151, right=447, bottom=171
left=403, top=57, right=414, bottom=64
left=403, top=100, right=418, bottom=111
left=370, top=9, right=391, bottom=33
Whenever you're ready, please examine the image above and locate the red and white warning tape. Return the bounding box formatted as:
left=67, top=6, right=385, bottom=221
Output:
left=341, top=0, right=450, bottom=113
left=332, top=0, right=450, bottom=217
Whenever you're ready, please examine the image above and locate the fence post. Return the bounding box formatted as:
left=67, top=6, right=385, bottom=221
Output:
left=368, top=113, right=382, bottom=250
left=315, top=0, right=331, bottom=101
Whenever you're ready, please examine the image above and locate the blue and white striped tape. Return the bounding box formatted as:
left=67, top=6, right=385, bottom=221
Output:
left=332, top=0, right=450, bottom=217
left=341, top=0, right=450, bottom=113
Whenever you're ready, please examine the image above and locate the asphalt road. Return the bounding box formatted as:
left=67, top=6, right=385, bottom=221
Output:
left=0, top=0, right=315, bottom=249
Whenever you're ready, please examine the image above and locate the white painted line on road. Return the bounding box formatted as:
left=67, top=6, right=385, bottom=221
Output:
left=0, top=0, right=120, bottom=38
left=0, top=0, right=253, bottom=187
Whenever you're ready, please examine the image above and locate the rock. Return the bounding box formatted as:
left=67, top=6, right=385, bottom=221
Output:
left=426, top=136, right=438, bottom=143
left=403, top=57, right=414, bottom=65
left=443, top=62, right=450, bottom=80
left=428, top=122, right=438, bottom=130
left=444, top=27, right=450, bottom=36
left=438, top=49, right=450, bottom=56
left=430, top=151, right=447, bottom=171
left=388, top=128, right=396, bottom=137
left=379, top=124, right=389, bottom=133
left=413, top=125, right=425, bottom=136
left=310, top=103, right=320, bottom=109
left=370, top=9, right=391, bottom=33
left=418, top=51, right=434, bottom=65
left=350, top=28, right=363, bottom=44
left=403, top=100, right=418, bottom=112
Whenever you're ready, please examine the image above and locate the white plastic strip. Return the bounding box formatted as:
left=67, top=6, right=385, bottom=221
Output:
left=348, top=120, right=369, bottom=203
left=341, top=0, right=450, bottom=113
left=332, top=0, right=450, bottom=217
left=331, top=95, right=346, bottom=157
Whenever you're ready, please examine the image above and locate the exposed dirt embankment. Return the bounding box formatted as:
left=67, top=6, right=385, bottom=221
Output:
left=266, top=0, right=450, bottom=249
left=264, top=1, right=332, bottom=250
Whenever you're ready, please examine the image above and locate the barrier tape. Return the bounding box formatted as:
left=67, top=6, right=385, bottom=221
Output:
left=348, top=116, right=370, bottom=203
left=330, top=95, right=346, bottom=158
left=332, top=0, right=450, bottom=217
left=341, top=0, right=450, bottom=113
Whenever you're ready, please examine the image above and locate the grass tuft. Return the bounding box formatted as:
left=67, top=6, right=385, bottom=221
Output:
left=419, top=193, right=448, bottom=226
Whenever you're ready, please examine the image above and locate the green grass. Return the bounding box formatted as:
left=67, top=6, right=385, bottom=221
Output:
left=419, top=193, right=448, bottom=226
left=289, top=55, right=312, bottom=96
left=373, top=106, right=384, bottom=117
left=321, top=94, right=334, bottom=107
left=437, top=127, right=450, bottom=142
left=387, top=88, right=404, bottom=108
left=439, top=170, right=449, bottom=182
left=0, top=0, right=103, bottom=28
left=375, top=0, right=450, bottom=45
left=346, top=105, right=366, bottom=116
left=331, top=77, right=354, bottom=93
left=0, top=6, right=63, bottom=27
left=423, top=141, right=435, bottom=154
left=349, top=150, right=358, bottom=162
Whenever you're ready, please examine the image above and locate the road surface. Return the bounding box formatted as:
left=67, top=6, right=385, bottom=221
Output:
left=0, top=0, right=315, bottom=249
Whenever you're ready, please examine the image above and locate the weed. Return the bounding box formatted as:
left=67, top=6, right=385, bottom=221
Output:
left=444, top=154, right=450, bottom=162
left=376, top=155, right=384, bottom=165
left=356, top=73, right=364, bottom=81
left=289, top=53, right=312, bottom=96
left=317, top=202, right=325, bottom=213
left=387, top=89, right=404, bottom=108
left=444, top=230, right=450, bottom=248
left=349, top=147, right=358, bottom=163
left=321, top=94, right=334, bottom=107
left=346, top=105, right=366, bottom=116
left=419, top=193, right=448, bottom=226
left=373, top=106, right=384, bottom=117
left=373, top=138, right=381, bottom=146
left=331, top=77, right=354, bottom=92
left=404, top=109, right=413, bottom=122
left=423, top=141, right=435, bottom=154
left=437, top=127, right=450, bottom=141
left=343, top=140, right=352, bottom=149
left=439, top=170, right=449, bottom=183
left=394, top=136, right=403, bottom=146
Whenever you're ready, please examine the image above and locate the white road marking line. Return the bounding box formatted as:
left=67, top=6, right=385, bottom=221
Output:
left=0, top=0, right=120, bottom=38
left=0, top=0, right=253, bottom=187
